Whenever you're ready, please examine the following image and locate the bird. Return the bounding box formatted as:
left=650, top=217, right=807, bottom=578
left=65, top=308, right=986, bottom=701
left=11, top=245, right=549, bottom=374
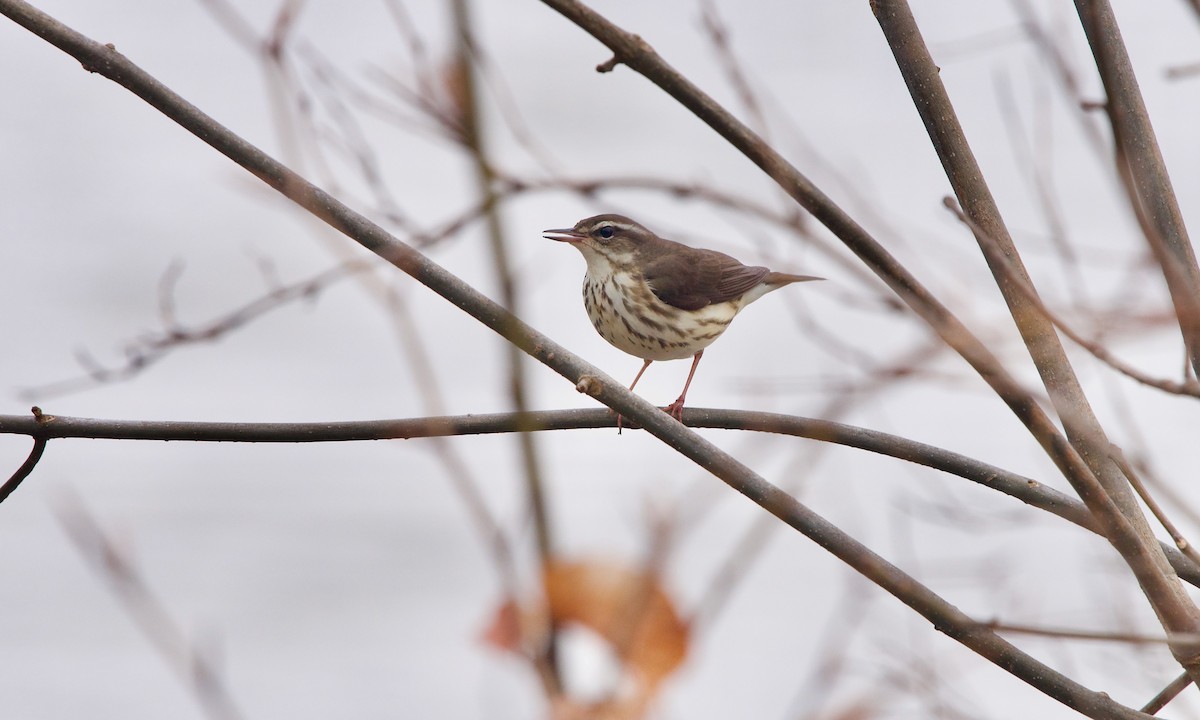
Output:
left=544, top=214, right=821, bottom=426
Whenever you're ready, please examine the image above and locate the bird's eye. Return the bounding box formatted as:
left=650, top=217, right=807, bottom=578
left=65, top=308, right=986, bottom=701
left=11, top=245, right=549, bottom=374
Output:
left=596, top=225, right=615, bottom=240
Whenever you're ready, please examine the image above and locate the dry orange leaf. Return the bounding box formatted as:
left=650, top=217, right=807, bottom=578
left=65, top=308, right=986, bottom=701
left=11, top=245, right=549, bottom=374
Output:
left=482, top=558, right=691, bottom=719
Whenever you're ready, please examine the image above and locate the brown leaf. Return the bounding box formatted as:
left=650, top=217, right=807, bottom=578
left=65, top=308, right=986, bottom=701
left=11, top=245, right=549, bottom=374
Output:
left=481, top=558, right=691, bottom=720
left=542, top=560, right=689, bottom=689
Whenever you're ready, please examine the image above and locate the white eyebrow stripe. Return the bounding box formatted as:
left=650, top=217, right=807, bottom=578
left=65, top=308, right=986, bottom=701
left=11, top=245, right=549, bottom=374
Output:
left=591, top=221, right=636, bottom=234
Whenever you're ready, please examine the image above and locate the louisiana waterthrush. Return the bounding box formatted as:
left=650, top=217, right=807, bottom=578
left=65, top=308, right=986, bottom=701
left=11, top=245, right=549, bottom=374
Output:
left=544, top=214, right=821, bottom=424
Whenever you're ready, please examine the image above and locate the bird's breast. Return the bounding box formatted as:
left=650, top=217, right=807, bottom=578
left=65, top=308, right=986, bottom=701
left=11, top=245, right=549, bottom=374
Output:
left=581, top=271, right=740, bottom=361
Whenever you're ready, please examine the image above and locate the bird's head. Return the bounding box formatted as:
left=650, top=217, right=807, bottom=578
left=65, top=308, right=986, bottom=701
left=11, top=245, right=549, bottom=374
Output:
left=543, top=214, right=654, bottom=274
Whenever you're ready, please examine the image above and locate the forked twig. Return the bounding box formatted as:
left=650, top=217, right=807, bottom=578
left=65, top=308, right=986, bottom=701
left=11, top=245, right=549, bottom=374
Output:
left=0, top=418, right=46, bottom=503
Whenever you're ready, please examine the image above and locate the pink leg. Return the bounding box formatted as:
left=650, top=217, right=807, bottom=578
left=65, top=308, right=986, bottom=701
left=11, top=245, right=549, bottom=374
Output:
left=618, top=359, right=654, bottom=433
left=628, top=358, right=653, bottom=392
left=665, top=351, right=703, bottom=421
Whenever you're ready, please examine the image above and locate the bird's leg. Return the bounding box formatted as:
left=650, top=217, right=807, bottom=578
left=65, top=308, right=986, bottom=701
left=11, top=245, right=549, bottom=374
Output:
left=628, top=358, right=654, bottom=393
left=617, top=359, right=654, bottom=433
left=665, top=351, right=703, bottom=421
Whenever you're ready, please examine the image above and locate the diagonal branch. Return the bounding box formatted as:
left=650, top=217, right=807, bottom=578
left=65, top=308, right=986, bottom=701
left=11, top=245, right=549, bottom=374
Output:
left=1075, top=0, right=1200, bottom=380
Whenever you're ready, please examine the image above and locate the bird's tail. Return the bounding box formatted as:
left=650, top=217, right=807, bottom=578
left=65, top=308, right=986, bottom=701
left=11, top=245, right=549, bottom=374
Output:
left=765, top=272, right=823, bottom=286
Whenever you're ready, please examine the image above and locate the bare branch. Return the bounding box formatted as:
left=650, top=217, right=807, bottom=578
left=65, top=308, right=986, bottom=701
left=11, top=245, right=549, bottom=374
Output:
left=986, top=621, right=1195, bottom=646
left=55, top=491, right=247, bottom=720
left=1075, top=0, right=1200, bottom=378
left=698, top=0, right=769, bottom=137
left=4, top=407, right=1200, bottom=588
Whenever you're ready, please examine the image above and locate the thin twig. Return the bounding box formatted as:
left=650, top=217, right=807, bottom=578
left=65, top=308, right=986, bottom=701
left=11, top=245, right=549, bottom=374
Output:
left=1141, top=672, right=1192, bottom=715
left=985, top=620, right=1196, bottom=646
left=0, top=435, right=46, bottom=503
left=1111, top=447, right=1200, bottom=567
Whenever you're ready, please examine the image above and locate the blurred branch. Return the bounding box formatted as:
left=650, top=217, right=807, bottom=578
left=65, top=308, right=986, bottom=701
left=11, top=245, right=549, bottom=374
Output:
left=4, top=407, right=1200, bottom=587
left=451, top=0, right=558, bottom=693
left=1166, top=61, right=1200, bottom=80
left=0, top=3, right=1159, bottom=714
left=1075, top=0, right=1200, bottom=379
left=698, top=0, right=769, bottom=137
left=1142, top=672, right=1192, bottom=714
left=993, top=70, right=1088, bottom=302
left=942, top=199, right=1200, bottom=399
left=55, top=491, right=247, bottom=720
left=984, top=620, right=1198, bottom=646
left=21, top=259, right=368, bottom=400
left=783, top=573, right=877, bottom=719
left=1011, top=0, right=1179, bottom=340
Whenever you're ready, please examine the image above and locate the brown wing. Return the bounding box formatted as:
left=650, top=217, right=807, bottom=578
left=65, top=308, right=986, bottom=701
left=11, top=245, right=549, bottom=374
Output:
left=643, top=246, right=769, bottom=311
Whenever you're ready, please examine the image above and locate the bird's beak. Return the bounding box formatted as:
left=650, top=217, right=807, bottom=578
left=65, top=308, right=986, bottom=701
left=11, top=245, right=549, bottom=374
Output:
left=543, top=227, right=585, bottom=243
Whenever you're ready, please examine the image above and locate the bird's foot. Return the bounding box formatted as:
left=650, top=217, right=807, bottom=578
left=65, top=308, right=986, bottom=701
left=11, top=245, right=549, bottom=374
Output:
left=664, top=397, right=687, bottom=422
left=609, top=407, right=632, bottom=434
left=615, top=412, right=646, bottom=433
